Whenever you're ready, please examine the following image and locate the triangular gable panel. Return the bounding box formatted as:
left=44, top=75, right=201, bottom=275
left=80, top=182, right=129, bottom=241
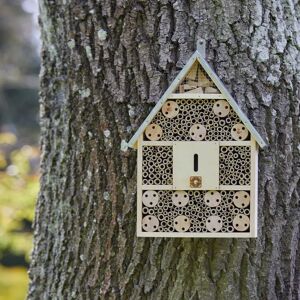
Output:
left=127, top=51, right=267, bottom=149
left=174, top=61, right=221, bottom=94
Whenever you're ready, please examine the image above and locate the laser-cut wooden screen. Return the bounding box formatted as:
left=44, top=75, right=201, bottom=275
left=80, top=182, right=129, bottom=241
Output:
left=129, top=50, right=266, bottom=238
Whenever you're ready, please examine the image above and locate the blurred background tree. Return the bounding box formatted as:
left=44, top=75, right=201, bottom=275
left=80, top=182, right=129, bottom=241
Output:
left=0, top=0, right=39, bottom=299
left=0, top=0, right=39, bottom=142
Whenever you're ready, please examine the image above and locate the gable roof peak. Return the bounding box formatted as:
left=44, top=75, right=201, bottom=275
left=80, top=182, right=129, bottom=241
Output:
left=127, top=50, right=267, bottom=149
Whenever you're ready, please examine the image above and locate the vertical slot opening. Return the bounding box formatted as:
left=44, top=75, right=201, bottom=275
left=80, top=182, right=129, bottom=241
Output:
left=194, top=154, right=198, bottom=172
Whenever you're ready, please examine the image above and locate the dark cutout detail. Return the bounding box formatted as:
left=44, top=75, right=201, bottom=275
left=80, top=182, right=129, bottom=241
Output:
left=194, top=154, right=199, bottom=172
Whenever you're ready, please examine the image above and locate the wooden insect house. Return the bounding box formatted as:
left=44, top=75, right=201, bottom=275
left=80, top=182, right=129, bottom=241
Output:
left=128, top=47, right=266, bottom=238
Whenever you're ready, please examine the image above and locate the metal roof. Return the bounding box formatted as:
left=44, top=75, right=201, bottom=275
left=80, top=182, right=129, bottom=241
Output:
left=127, top=50, right=267, bottom=149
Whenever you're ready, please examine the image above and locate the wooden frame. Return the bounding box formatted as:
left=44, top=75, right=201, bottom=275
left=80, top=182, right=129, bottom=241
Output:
left=134, top=49, right=264, bottom=238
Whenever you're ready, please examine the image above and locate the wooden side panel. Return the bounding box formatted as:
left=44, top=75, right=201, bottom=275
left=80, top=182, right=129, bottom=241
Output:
left=250, top=137, right=258, bottom=237
left=136, top=136, right=143, bottom=236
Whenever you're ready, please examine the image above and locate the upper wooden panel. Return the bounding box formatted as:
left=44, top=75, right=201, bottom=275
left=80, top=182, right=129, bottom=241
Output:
left=146, top=99, right=250, bottom=142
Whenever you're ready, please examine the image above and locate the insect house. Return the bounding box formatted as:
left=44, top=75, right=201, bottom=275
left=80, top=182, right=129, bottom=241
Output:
left=127, top=47, right=266, bottom=238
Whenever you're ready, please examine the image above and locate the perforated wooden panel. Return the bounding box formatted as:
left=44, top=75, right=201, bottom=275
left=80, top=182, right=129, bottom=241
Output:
left=141, top=190, right=251, bottom=233
left=146, top=99, right=249, bottom=142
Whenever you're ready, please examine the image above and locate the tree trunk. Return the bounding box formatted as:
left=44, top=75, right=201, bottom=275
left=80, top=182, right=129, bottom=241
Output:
left=28, top=1, right=300, bottom=299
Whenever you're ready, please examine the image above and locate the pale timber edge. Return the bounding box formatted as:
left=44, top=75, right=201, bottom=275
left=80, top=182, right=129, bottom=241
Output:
left=141, top=185, right=251, bottom=191
left=142, top=141, right=173, bottom=146
left=142, top=185, right=173, bottom=190
left=250, top=137, right=258, bottom=237
left=136, top=136, right=143, bottom=236
left=168, top=93, right=224, bottom=99
left=219, top=185, right=251, bottom=190
left=137, top=232, right=253, bottom=238
left=141, top=141, right=251, bottom=146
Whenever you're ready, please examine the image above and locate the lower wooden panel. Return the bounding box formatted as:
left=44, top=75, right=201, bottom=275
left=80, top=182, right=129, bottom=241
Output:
left=139, top=189, right=253, bottom=237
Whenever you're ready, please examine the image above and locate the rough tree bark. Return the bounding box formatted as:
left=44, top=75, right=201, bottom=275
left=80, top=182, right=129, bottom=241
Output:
left=28, top=0, right=300, bottom=299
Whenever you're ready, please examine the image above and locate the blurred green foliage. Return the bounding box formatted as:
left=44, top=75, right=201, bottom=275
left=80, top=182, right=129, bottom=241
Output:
left=0, top=133, right=39, bottom=266
left=0, top=0, right=40, bottom=298
left=0, top=266, right=28, bottom=300
left=0, top=265, right=28, bottom=300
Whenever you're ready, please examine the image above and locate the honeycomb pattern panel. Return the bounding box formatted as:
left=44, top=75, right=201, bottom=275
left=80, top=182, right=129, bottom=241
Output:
left=219, top=146, right=251, bottom=186
left=142, top=146, right=173, bottom=185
